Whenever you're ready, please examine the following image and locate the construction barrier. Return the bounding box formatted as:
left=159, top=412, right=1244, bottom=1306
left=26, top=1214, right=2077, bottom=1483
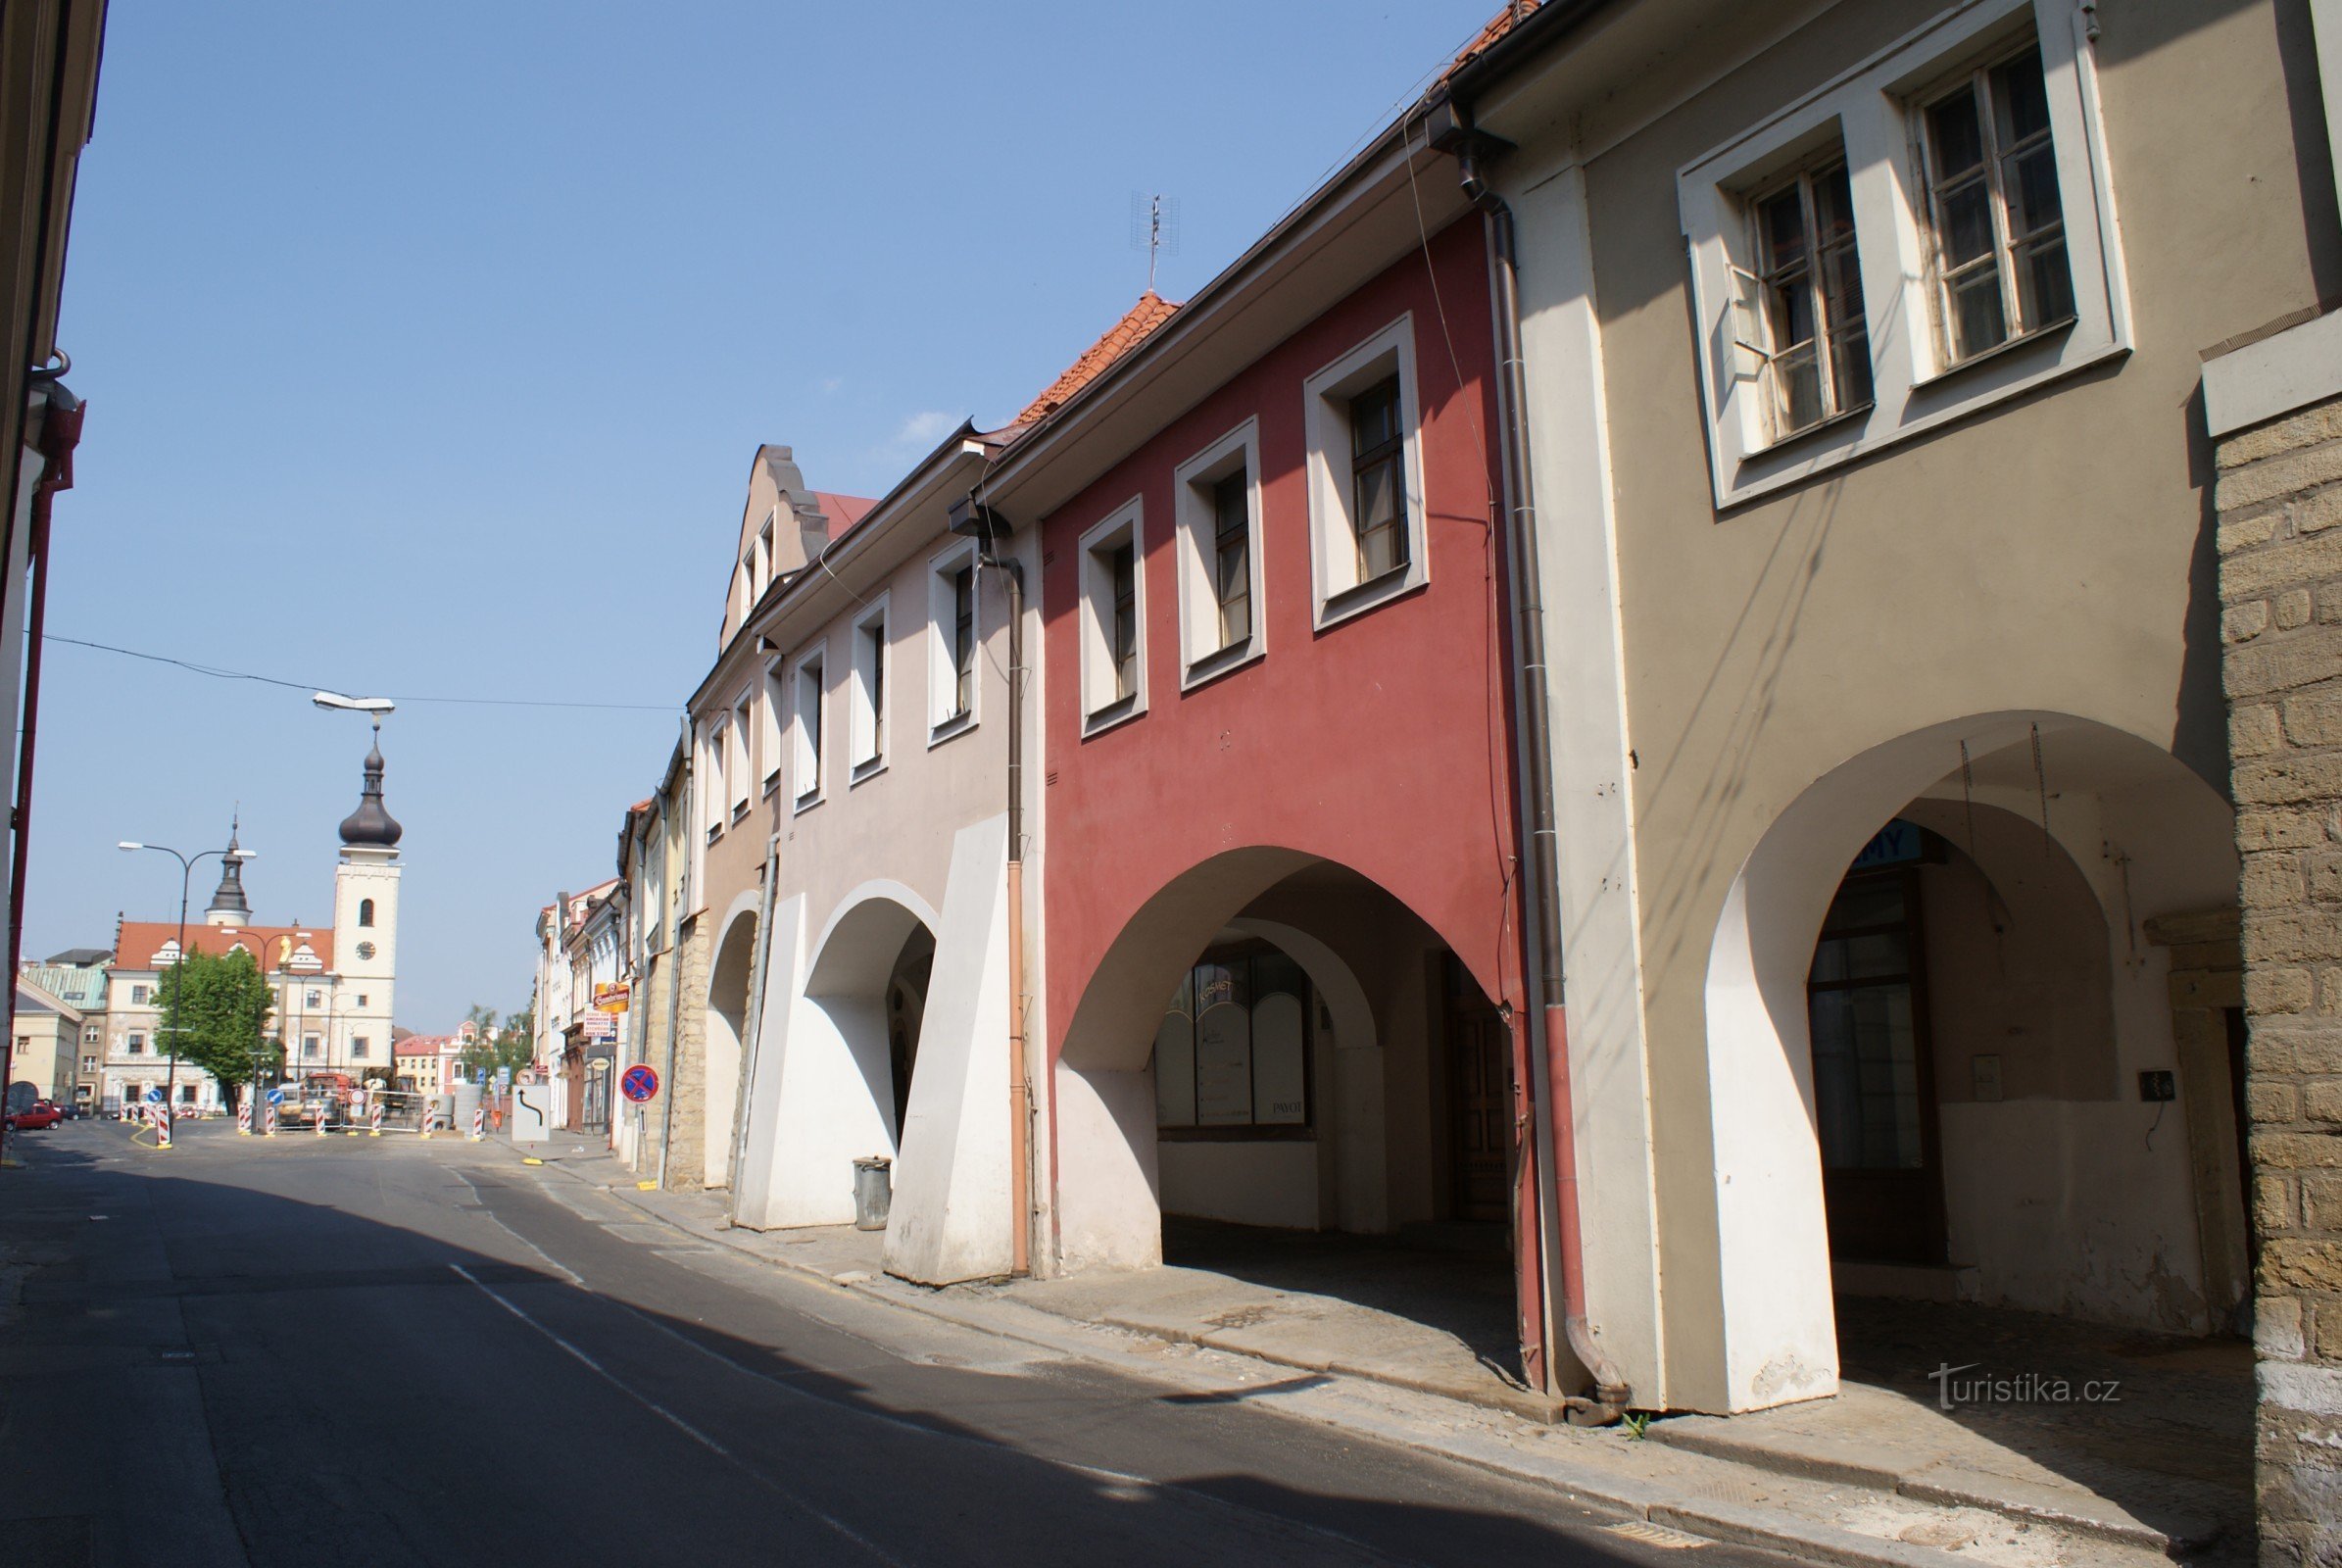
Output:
left=316, top=1103, right=328, bottom=1138
left=154, top=1105, right=171, bottom=1151
left=469, top=1105, right=484, bottom=1143
left=236, top=1101, right=251, bottom=1137
left=419, top=1104, right=435, bottom=1140
left=369, top=1100, right=383, bottom=1137
left=265, top=1102, right=278, bottom=1137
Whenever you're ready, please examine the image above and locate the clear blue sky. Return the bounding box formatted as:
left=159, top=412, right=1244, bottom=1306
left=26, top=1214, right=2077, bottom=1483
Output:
left=27, top=0, right=1501, bottom=1029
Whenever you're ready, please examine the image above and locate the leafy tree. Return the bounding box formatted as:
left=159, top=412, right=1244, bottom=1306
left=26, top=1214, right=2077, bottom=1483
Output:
left=457, top=1002, right=536, bottom=1082
left=152, top=948, right=275, bottom=1099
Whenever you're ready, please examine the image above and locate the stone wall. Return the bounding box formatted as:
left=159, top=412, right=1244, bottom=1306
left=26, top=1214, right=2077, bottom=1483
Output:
left=664, top=912, right=712, bottom=1192
left=2218, top=394, right=2342, bottom=1562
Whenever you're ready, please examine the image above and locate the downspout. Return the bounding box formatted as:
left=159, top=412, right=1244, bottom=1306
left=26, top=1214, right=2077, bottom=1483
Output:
left=656, top=718, right=690, bottom=1191
left=1452, top=120, right=1630, bottom=1418
left=0, top=375, right=78, bottom=1158
left=950, top=495, right=1034, bottom=1278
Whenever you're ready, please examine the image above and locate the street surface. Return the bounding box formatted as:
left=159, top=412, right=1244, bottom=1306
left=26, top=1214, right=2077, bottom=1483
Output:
left=0, top=1119, right=1784, bottom=1567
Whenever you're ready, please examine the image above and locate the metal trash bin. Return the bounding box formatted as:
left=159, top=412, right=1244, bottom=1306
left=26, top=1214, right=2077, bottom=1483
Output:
left=853, top=1156, right=893, bottom=1231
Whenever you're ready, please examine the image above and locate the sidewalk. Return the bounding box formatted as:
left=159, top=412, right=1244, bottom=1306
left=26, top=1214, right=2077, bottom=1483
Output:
left=515, top=1144, right=2242, bottom=1568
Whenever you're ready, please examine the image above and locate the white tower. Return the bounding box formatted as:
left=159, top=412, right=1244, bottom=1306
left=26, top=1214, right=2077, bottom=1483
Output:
left=330, top=734, right=401, bottom=1078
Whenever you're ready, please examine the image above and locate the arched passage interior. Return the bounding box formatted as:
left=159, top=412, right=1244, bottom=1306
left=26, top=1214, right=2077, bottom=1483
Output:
left=704, top=910, right=757, bottom=1191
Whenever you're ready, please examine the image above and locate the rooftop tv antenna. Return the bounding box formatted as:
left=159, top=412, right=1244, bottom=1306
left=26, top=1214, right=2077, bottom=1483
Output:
left=1131, top=191, right=1181, bottom=293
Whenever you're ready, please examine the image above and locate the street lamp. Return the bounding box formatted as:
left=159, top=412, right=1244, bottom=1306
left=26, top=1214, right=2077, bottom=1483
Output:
left=118, top=838, right=255, bottom=1124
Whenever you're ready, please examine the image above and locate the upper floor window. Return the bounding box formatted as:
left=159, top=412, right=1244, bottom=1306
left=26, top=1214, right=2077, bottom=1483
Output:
left=126, top=1033, right=145, bottom=1054
left=928, top=540, right=981, bottom=739
left=81, top=1024, right=98, bottom=1045
left=1676, top=4, right=2126, bottom=509
left=1078, top=499, right=1147, bottom=731
left=792, top=650, right=826, bottom=808
left=1917, top=43, right=2073, bottom=366
left=759, top=663, right=785, bottom=796
left=730, top=693, right=754, bottom=819
left=1303, top=318, right=1427, bottom=623
left=358, top=898, right=375, bottom=928
left=353, top=1037, right=370, bottom=1060
left=130, top=984, right=149, bottom=1005
left=1739, top=153, right=1871, bottom=439
left=850, top=598, right=889, bottom=776
left=1173, top=418, right=1265, bottom=685
left=305, top=989, right=321, bottom=1008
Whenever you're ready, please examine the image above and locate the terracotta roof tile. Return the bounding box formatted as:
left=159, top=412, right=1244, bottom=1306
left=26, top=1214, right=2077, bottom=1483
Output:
left=112, top=922, right=336, bottom=974
left=1445, top=0, right=1541, bottom=78
left=1015, top=290, right=1182, bottom=427
left=812, top=492, right=877, bottom=539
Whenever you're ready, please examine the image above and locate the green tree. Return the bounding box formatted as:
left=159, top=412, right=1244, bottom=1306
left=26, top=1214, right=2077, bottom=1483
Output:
left=152, top=948, right=275, bottom=1098
left=457, top=1003, right=536, bottom=1083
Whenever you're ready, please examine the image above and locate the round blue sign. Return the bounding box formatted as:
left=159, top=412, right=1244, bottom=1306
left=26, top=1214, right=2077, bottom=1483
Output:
left=619, top=1064, right=659, bottom=1103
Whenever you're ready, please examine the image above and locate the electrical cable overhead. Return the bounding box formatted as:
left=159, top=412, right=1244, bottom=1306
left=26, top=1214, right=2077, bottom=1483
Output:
left=40, top=633, right=674, bottom=713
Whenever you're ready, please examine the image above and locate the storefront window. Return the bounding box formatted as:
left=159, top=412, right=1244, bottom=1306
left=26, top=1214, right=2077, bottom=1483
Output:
left=1154, top=947, right=1311, bottom=1133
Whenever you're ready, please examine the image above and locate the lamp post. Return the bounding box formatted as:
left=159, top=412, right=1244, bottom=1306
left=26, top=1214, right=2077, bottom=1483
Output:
left=118, top=838, right=255, bottom=1120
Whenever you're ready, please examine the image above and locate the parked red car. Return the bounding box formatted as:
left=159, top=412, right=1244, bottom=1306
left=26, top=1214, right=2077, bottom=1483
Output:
left=8, top=1101, right=63, bottom=1130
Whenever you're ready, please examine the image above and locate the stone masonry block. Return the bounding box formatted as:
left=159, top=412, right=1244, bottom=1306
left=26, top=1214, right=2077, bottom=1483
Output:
left=2254, top=1080, right=2303, bottom=1123
left=2301, top=481, right=2342, bottom=534
left=2220, top=509, right=2284, bottom=552
left=2260, top=1237, right=2342, bottom=1292
left=2264, top=1172, right=2303, bottom=1236
left=2217, top=428, right=2342, bottom=513
left=2261, top=1295, right=2307, bottom=1359
left=2219, top=401, right=2342, bottom=468
left=2241, top=808, right=2336, bottom=852
left=2246, top=908, right=2342, bottom=962
left=2284, top=690, right=2342, bottom=747
left=2317, top=855, right=2342, bottom=902
left=2316, top=1304, right=2342, bottom=1362
left=2238, top=755, right=2342, bottom=807
left=2280, top=588, right=2318, bottom=629
left=2227, top=623, right=2342, bottom=698
left=2256, top=1131, right=2342, bottom=1170
left=2309, top=1082, right=2342, bottom=1125
left=2237, top=704, right=2285, bottom=757
left=2250, top=856, right=2312, bottom=906
left=2226, top=601, right=2271, bottom=642
left=2251, top=966, right=2317, bottom=1014
left=2227, top=532, right=2342, bottom=603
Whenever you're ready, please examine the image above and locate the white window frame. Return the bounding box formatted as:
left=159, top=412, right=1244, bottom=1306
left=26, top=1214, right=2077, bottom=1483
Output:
left=758, top=662, right=785, bottom=796
left=1302, top=315, right=1429, bottom=627
left=1077, top=496, right=1148, bottom=733
left=850, top=594, right=890, bottom=779
left=704, top=716, right=729, bottom=841
left=927, top=538, right=982, bottom=742
left=728, top=692, right=753, bottom=819
left=1171, top=417, right=1266, bottom=688
left=1677, top=0, right=2127, bottom=510
left=791, top=646, right=826, bottom=810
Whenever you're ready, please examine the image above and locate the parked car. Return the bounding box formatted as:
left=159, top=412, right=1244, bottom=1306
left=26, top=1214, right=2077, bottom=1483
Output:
left=9, top=1101, right=64, bottom=1130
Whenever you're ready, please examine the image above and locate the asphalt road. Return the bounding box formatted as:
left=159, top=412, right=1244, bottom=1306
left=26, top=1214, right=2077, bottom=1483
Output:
left=0, top=1119, right=1779, bottom=1567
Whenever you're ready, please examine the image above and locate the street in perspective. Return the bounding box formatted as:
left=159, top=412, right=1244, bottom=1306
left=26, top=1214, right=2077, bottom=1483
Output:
left=0, top=1, right=2336, bottom=1564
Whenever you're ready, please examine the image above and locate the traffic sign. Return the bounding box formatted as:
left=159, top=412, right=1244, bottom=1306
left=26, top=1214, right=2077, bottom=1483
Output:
left=266, top=1087, right=285, bottom=1105
left=496, top=1065, right=512, bottom=1089
left=619, top=1064, right=659, bottom=1103
left=145, top=1087, right=163, bottom=1103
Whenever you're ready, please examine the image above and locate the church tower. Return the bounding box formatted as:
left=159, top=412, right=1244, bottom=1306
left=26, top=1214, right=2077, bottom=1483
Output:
left=203, top=815, right=252, bottom=927
left=330, top=732, right=402, bottom=1074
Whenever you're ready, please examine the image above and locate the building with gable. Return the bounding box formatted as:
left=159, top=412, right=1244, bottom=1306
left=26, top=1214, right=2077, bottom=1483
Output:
left=19, top=951, right=108, bottom=1109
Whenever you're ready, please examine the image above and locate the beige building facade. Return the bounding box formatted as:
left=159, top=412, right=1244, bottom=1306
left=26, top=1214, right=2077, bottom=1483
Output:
left=1446, top=0, right=2318, bottom=1417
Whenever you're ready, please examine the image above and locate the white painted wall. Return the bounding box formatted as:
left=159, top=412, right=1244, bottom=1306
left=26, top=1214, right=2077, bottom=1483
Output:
left=1157, top=1141, right=1317, bottom=1229
left=1054, top=1062, right=1162, bottom=1270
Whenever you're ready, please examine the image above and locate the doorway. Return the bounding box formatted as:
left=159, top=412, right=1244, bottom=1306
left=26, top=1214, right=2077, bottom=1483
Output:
left=1807, top=869, right=1946, bottom=1264
left=1444, top=955, right=1510, bottom=1223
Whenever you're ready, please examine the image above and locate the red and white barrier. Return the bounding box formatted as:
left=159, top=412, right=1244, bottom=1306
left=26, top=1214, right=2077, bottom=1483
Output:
left=265, top=1102, right=278, bottom=1137
left=236, top=1100, right=252, bottom=1137
left=154, top=1105, right=171, bottom=1150
left=369, top=1100, right=384, bottom=1137
left=420, top=1104, right=436, bottom=1140
left=469, top=1105, right=484, bottom=1142
left=316, top=1102, right=328, bottom=1138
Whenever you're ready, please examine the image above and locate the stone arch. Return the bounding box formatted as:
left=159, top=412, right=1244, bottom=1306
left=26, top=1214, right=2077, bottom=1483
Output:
left=1054, top=846, right=1503, bottom=1271
left=703, top=892, right=760, bottom=1191
left=1696, top=711, right=2239, bottom=1409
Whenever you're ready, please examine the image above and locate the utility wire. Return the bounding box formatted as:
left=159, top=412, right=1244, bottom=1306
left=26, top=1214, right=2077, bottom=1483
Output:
left=40, top=632, right=674, bottom=713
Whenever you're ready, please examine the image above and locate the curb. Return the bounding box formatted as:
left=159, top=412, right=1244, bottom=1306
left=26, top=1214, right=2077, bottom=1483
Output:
left=549, top=1162, right=2068, bottom=1568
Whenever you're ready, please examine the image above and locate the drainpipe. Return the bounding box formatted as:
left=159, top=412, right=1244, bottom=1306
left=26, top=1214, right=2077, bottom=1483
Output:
left=657, top=716, right=691, bottom=1191
left=948, top=495, right=1034, bottom=1278
left=1443, top=108, right=1630, bottom=1419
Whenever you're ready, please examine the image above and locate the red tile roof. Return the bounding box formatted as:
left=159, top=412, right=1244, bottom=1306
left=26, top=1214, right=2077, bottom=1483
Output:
left=1015, top=291, right=1181, bottom=427
left=113, top=922, right=336, bottom=974
left=813, top=491, right=878, bottom=539
left=1446, top=0, right=1541, bottom=77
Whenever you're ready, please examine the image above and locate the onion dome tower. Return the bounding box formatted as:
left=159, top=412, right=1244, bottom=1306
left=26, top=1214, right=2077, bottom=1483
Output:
left=202, top=815, right=253, bottom=927
left=332, top=728, right=401, bottom=1077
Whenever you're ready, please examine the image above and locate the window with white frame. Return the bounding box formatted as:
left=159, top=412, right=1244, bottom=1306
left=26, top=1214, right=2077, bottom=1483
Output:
left=1677, top=1, right=2126, bottom=509
left=126, top=1033, right=144, bottom=1054
left=729, top=693, right=753, bottom=818
left=1077, top=498, right=1147, bottom=728
left=928, top=540, right=980, bottom=736
left=703, top=718, right=729, bottom=840
left=1732, top=148, right=1873, bottom=440
left=850, top=597, right=889, bottom=773
left=1302, top=318, right=1427, bottom=621
left=758, top=664, right=784, bottom=795
left=791, top=649, right=825, bottom=807
left=1915, top=40, right=2074, bottom=366
left=1172, top=418, right=1265, bottom=682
